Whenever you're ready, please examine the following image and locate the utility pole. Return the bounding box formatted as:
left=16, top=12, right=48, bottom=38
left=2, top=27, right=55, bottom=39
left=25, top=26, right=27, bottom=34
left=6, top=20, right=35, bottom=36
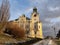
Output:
left=0, top=0, right=10, bottom=33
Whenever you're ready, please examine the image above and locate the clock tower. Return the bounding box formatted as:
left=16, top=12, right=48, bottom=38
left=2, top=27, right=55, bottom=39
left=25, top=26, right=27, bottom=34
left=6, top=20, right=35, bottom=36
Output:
left=29, top=7, right=43, bottom=38
left=29, top=7, right=40, bottom=38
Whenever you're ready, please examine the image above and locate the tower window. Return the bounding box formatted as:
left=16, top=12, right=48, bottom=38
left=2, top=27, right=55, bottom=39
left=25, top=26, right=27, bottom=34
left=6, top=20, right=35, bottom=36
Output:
left=34, top=14, right=36, bottom=17
left=39, top=26, right=40, bottom=28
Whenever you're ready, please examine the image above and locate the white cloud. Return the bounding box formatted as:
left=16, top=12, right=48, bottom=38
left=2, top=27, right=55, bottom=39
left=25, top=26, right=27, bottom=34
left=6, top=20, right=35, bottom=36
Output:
left=45, top=18, right=51, bottom=21
left=50, top=17, right=60, bottom=23
left=48, top=7, right=60, bottom=11
left=45, top=17, right=60, bottom=23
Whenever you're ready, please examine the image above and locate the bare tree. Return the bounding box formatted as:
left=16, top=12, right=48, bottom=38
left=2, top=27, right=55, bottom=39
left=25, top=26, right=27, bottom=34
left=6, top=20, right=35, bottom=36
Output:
left=0, top=0, right=10, bottom=32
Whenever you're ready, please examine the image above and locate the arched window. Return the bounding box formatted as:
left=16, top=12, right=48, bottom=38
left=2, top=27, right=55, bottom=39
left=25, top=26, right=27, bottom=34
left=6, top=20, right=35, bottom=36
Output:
left=34, top=14, right=36, bottom=17
left=39, top=26, right=40, bottom=28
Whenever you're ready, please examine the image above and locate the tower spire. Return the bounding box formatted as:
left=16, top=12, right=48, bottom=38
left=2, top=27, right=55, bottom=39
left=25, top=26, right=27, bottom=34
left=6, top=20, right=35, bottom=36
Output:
left=33, top=7, right=37, bottom=13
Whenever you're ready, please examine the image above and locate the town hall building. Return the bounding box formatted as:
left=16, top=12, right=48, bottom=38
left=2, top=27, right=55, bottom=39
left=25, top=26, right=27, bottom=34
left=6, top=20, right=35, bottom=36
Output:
left=13, top=7, right=43, bottom=38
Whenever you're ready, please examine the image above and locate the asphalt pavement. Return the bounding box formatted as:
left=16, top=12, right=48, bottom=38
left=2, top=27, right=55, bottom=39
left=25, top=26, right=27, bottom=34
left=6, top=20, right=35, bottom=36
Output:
left=33, top=39, right=57, bottom=45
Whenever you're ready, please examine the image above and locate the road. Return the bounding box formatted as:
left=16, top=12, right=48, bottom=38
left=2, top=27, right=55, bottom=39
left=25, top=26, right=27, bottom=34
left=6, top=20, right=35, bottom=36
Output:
left=33, top=39, right=57, bottom=45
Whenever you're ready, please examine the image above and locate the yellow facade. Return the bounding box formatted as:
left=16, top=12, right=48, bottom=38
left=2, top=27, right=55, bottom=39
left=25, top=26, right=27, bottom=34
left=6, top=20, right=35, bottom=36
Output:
left=36, top=22, right=43, bottom=38
left=29, top=30, right=35, bottom=38
left=29, top=7, right=43, bottom=39
left=14, top=7, right=43, bottom=39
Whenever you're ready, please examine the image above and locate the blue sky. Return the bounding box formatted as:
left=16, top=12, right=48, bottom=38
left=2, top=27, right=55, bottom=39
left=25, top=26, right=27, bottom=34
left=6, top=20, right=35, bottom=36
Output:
left=9, top=0, right=32, bottom=20
left=0, top=0, right=33, bottom=20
